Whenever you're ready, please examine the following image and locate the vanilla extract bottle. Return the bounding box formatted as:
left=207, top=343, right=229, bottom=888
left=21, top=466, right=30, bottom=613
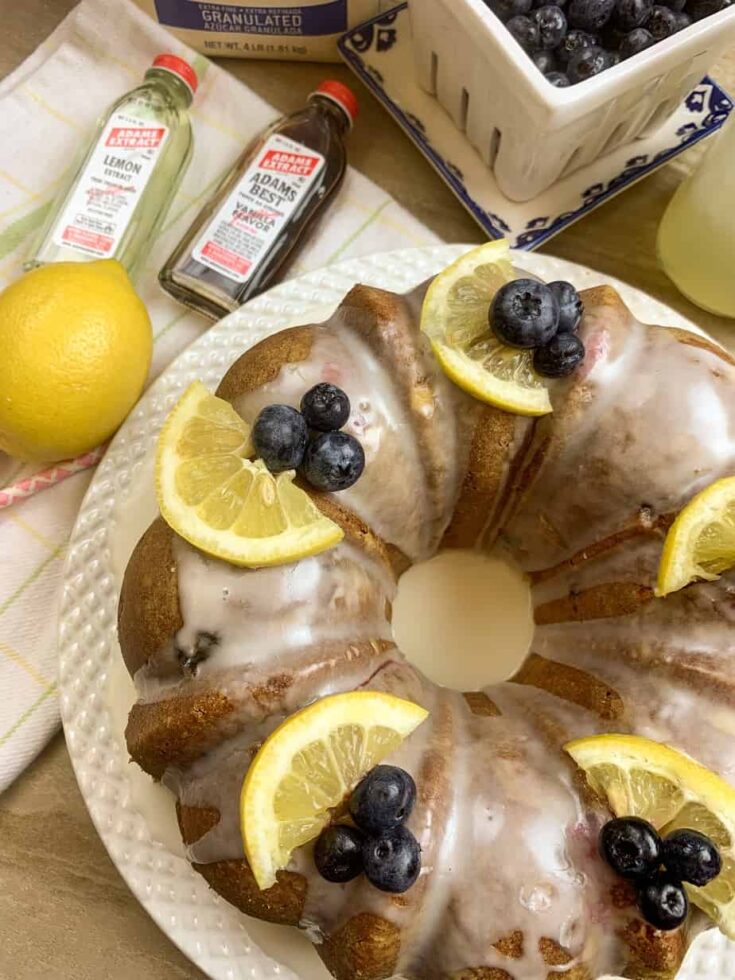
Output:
left=28, top=55, right=197, bottom=281
left=159, top=80, right=358, bottom=319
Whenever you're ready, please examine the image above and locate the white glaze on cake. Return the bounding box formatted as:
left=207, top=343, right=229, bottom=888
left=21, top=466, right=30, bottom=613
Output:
left=125, top=286, right=735, bottom=980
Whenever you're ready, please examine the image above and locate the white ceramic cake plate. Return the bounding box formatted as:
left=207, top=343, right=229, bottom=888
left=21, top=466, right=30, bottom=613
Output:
left=58, top=244, right=735, bottom=980
left=338, top=4, right=734, bottom=249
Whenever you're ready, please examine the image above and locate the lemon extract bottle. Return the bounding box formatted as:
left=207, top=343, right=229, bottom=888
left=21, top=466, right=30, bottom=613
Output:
left=159, top=80, right=357, bottom=319
left=27, top=54, right=197, bottom=281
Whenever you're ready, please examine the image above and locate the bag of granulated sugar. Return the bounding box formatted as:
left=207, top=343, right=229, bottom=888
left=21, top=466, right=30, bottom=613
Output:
left=133, top=0, right=392, bottom=61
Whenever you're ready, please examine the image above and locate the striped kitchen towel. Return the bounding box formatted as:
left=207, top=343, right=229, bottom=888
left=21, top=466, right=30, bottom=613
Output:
left=0, top=0, right=439, bottom=792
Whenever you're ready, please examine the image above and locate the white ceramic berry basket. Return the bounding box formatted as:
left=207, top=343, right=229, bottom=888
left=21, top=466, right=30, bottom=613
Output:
left=408, top=0, right=735, bottom=201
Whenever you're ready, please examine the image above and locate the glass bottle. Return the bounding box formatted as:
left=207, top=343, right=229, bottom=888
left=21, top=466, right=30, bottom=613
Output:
left=657, top=116, right=735, bottom=319
left=159, top=80, right=357, bottom=320
left=27, top=54, right=197, bottom=282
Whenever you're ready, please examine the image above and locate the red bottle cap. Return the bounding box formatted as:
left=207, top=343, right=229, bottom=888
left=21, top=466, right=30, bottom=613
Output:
left=151, top=54, right=199, bottom=95
left=314, top=80, right=359, bottom=126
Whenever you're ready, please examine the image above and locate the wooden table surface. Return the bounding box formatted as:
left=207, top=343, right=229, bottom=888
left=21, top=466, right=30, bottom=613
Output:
left=1, top=4, right=734, bottom=978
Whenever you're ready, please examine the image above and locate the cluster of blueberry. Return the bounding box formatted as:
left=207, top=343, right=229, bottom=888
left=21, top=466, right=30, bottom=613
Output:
left=487, top=0, right=730, bottom=86
left=252, top=383, right=364, bottom=493
left=314, top=766, right=422, bottom=894
left=490, top=278, right=586, bottom=377
left=600, top=817, right=722, bottom=930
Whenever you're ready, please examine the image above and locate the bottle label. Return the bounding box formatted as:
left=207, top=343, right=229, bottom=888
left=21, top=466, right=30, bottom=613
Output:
left=51, top=111, right=169, bottom=258
left=192, top=132, right=325, bottom=284
left=152, top=0, right=348, bottom=37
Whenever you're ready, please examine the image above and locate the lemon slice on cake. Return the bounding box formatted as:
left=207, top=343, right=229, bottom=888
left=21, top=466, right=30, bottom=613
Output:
left=656, top=476, right=735, bottom=597
left=156, top=381, right=343, bottom=567
left=421, top=240, right=552, bottom=416
left=241, top=691, right=428, bottom=890
left=565, top=733, right=735, bottom=937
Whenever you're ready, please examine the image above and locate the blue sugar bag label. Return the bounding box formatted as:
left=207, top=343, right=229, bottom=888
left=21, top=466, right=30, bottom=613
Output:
left=153, top=0, right=348, bottom=36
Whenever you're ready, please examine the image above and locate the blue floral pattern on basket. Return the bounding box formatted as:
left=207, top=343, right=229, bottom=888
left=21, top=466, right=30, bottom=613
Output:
left=338, top=3, right=734, bottom=250
left=349, top=10, right=399, bottom=54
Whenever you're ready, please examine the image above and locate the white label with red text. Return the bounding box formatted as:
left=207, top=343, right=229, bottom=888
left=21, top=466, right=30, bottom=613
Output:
left=192, top=133, right=325, bottom=284
left=51, top=111, right=169, bottom=258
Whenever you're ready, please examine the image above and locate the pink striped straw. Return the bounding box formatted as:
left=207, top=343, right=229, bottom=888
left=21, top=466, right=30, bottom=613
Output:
left=0, top=445, right=107, bottom=510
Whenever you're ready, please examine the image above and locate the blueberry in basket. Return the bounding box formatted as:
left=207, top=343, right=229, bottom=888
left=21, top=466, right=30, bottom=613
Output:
left=485, top=0, right=725, bottom=85
left=614, top=0, right=653, bottom=29
left=532, top=48, right=558, bottom=71
left=568, top=44, right=610, bottom=81
left=546, top=70, right=572, bottom=85
left=492, top=0, right=535, bottom=17
left=568, top=0, right=616, bottom=31
left=647, top=3, right=683, bottom=33
left=689, top=0, right=731, bottom=19
left=533, top=4, right=569, bottom=45
left=556, top=28, right=599, bottom=63
left=619, top=26, right=655, bottom=55
left=506, top=14, right=541, bottom=49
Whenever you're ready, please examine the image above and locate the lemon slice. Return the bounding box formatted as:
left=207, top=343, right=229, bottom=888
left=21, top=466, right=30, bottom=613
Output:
left=241, top=691, right=428, bottom=890
left=565, top=733, right=735, bottom=937
left=656, top=476, right=735, bottom=597
left=156, top=381, right=343, bottom=567
left=421, top=240, right=552, bottom=416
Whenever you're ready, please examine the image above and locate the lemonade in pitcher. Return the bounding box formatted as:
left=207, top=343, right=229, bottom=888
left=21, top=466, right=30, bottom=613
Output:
left=658, top=117, right=735, bottom=319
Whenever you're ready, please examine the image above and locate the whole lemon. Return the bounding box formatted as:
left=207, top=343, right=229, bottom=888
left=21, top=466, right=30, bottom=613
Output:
left=0, top=260, right=152, bottom=461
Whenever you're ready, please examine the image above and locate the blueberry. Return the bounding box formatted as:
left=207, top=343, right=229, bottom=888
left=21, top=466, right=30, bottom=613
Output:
left=619, top=26, right=654, bottom=55
left=638, top=872, right=689, bottom=930
left=488, top=0, right=534, bottom=18
left=175, top=630, right=219, bottom=674
left=491, top=279, right=560, bottom=348
left=662, top=829, right=722, bottom=886
left=363, top=826, right=421, bottom=894
left=689, top=0, right=731, bottom=18
left=532, top=4, right=569, bottom=45
left=671, top=9, right=692, bottom=26
left=505, top=14, right=541, bottom=48
left=556, top=28, right=598, bottom=63
left=349, top=765, right=417, bottom=834
left=252, top=404, right=308, bottom=473
left=646, top=4, right=679, bottom=35
left=658, top=0, right=686, bottom=9
left=600, top=817, right=662, bottom=880
left=606, top=48, right=622, bottom=65
left=567, top=44, right=610, bottom=82
left=314, top=825, right=365, bottom=883
left=546, top=70, right=572, bottom=85
left=568, top=0, right=616, bottom=31
left=301, top=431, right=364, bottom=492
left=300, top=383, right=350, bottom=432
left=548, top=281, right=584, bottom=333
left=532, top=49, right=558, bottom=72
left=532, top=0, right=568, bottom=8
left=614, top=0, right=653, bottom=29
left=533, top=333, right=586, bottom=376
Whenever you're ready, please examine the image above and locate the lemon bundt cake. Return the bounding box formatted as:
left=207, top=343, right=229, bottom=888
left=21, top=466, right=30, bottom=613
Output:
left=118, top=280, right=735, bottom=979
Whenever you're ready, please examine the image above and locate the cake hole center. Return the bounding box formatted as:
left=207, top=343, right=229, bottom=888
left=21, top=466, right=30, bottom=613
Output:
left=392, top=549, right=533, bottom=691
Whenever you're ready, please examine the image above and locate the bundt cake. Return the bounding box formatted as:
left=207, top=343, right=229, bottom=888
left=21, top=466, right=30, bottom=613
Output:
left=118, top=277, right=735, bottom=980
